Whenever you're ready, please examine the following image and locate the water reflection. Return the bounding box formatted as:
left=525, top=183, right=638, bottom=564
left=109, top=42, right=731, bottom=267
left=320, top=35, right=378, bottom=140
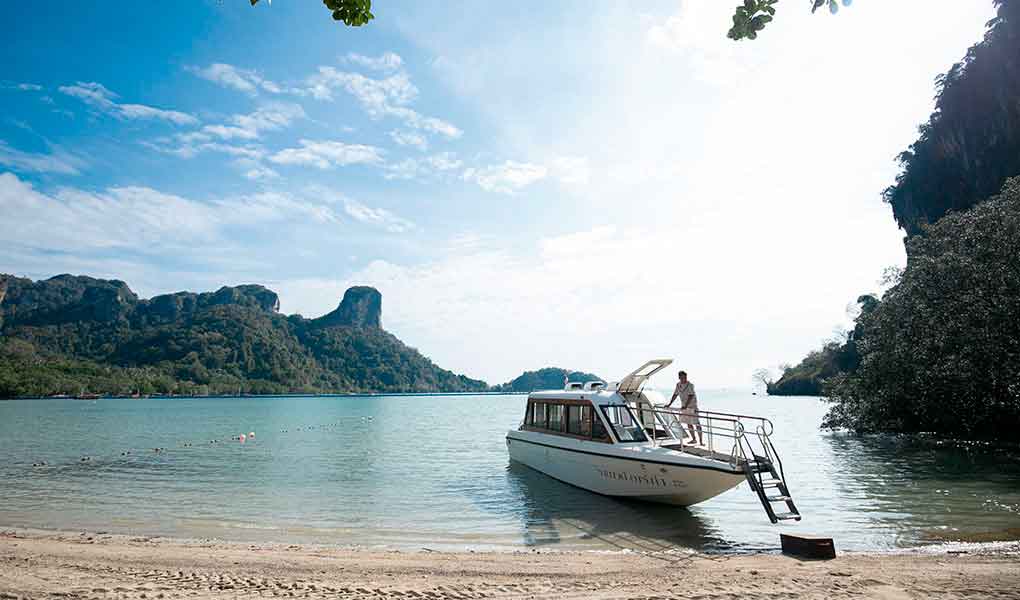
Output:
left=502, top=462, right=733, bottom=552
left=825, top=432, right=1020, bottom=545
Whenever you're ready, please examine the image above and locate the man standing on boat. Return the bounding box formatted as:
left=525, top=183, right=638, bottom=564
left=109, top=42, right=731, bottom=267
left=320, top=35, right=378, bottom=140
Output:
left=668, top=370, right=703, bottom=445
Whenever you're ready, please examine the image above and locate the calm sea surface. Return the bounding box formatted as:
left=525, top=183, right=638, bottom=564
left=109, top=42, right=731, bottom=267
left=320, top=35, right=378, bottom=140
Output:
left=1, top=391, right=1018, bottom=553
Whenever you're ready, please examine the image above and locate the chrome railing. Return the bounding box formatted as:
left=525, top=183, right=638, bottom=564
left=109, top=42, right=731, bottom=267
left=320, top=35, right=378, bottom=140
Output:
left=627, top=403, right=778, bottom=469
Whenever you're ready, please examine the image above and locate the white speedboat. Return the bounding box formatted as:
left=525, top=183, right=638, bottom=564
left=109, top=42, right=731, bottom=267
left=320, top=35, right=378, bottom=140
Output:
left=505, top=359, right=801, bottom=523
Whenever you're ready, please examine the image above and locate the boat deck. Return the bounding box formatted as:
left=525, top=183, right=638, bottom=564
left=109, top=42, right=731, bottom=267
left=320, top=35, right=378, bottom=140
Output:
left=660, top=442, right=743, bottom=464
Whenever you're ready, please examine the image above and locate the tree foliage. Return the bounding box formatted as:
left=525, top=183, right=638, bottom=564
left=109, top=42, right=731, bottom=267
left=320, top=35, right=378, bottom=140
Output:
left=823, top=178, right=1020, bottom=439
left=250, top=0, right=374, bottom=26
left=883, top=0, right=1020, bottom=235
left=729, top=0, right=849, bottom=41
left=247, top=0, right=843, bottom=40
left=493, top=368, right=603, bottom=393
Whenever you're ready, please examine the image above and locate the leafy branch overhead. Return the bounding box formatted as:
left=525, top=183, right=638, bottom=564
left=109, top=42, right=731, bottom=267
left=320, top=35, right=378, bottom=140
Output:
left=729, top=0, right=851, bottom=41
left=250, top=0, right=374, bottom=27
left=249, top=0, right=849, bottom=39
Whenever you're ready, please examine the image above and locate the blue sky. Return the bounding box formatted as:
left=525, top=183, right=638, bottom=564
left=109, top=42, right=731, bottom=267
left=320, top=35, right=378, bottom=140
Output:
left=0, top=1, right=997, bottom=386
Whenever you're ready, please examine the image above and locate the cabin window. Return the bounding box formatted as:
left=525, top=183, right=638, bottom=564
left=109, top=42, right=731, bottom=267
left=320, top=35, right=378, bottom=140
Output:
left=600, top=405, right=648, bottom=442
left=579, top=405, right=592, bottom=437
left=566, top=405, right=583, bottom=435
left=548, top=404, right=565, bottom=432
left=530, top=402, right=548, bottom=428
left=524, top=400, right=610, bottom=443
left=592, top=414, right=610, bottom=442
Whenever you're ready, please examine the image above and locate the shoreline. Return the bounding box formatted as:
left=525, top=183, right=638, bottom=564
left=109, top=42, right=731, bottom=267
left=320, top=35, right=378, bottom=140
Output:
left=2, top=529, right=1019, bottom=600
left=0, top=391, right=528, bottom=401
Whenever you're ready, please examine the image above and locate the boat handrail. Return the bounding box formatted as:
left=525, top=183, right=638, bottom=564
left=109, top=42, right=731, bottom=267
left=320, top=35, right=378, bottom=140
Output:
left=624, top=403, right=780, bottom=470
left=696, top=409, right=774, bottom=436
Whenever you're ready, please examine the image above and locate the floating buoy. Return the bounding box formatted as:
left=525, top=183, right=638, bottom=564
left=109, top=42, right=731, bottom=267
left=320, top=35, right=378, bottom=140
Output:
left=239, top=434, right=246, bottom=443
left=249, top=431, right=255, bottom=438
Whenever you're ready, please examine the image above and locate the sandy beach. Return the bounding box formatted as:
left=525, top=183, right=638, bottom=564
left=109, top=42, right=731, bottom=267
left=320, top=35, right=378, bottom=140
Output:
left=1, top=530, right=1018, bottom=600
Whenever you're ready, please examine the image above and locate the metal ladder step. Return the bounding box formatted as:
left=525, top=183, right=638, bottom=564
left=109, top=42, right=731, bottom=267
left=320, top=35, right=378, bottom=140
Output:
left=767, top=495, right=792, bottom=502
left=774, top=512, right=801, bottom=521
left=759, top=478, right=784, bottom=487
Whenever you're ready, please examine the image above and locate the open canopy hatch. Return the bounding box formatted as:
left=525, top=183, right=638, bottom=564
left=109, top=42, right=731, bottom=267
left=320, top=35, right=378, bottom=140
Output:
left=616, top=359, right=673, bottom=393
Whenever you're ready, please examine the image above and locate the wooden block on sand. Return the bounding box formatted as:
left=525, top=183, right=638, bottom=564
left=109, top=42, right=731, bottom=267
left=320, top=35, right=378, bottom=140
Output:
left=780, top=533, right=836, bottom=560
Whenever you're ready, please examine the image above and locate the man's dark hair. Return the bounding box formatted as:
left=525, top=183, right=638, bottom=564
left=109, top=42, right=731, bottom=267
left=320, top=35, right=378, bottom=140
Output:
left=678, top=370, right=687, bottom=378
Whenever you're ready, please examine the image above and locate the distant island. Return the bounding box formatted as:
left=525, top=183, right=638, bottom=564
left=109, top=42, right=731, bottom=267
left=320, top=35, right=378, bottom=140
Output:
left=0, top=274, right=488, bottom=397
left=0, top=273, right=611, bottom=399
left=493, top=367, right=603, bottom=393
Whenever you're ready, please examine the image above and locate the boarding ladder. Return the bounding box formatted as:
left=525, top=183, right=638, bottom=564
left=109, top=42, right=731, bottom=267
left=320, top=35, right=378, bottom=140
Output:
left=738, top=422, right=801, bottom=523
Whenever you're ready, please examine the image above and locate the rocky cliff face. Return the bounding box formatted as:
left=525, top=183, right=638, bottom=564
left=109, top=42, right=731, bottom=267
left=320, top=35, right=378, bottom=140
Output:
left=137, top=285, right=279, bottom=324
left=314, top=286, right=381, bottom=329
left=0, top=274, right=138, bottom=325
left=0, top=274, right=280, bottom=328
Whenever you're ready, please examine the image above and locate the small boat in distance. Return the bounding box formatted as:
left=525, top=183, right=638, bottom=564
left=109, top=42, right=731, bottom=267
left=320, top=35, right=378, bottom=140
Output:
left=505, top=359, right=802, bottom=523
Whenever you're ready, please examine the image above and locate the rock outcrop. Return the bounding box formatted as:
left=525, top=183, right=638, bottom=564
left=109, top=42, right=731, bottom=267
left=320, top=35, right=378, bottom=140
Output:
left=314, top=286, right=382, bottom=329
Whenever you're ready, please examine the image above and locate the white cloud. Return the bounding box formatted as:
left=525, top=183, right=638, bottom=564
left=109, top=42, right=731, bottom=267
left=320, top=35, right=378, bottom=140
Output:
left=142, top=104, right=303, bottom=177
left=241, top=164, right=280, bottom=180
left=462, top=160, right=547, bottom=193
left=384, top=158, right=424, bottom=180
left=427, top=152, right=463, bottom=171
left=58, top=81, right=198, bottom=125
left=342, top=198, right=415, bottom=233
left=188, top=63, right=282, bottom=95
left=207, top=102, right=305, bottom=140
left=306, top=66, right=417, bottom=107
left=202, top=124, right=256, bottom=140
left=58, top=81, right=117, bottom=106
left=269, top=139, right=384, bottom=169
left=146, top=103, right=304, bottom=166
left=549, top=155, right=591, bottom=186
left=144, top=137, right=266, bottom=161
left=304, top=66, right=462, bottom=139
left=389, top=129, right=428, bottom=150
left=1, top=82, right=43, bottom=91
left=116, top=103, right=198, bottom=126
left=344, top=52, right=404, bottom=72
left=0, top=141, right=85, bottom=175
left=384, top=152, right=463, bottom=181
left=0, top=172, right=344, bottom=254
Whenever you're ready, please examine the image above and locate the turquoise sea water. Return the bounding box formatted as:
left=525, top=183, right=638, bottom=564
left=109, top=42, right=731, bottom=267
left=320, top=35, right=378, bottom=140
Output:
left=1, top=391, right=1018, bottom=553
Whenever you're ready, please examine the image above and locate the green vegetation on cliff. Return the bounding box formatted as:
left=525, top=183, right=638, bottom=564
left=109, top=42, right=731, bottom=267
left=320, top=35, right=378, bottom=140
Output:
left=494, top=367, right=603, bottom=393
left=824, top=179, right=1020, bottom=438
left=767, top=343, right=842, bottom=397
left=0, top=275, right=487, bottom=397
left=884, top=0, right=1020, bottom=235
left=767, top=295, right=876, bottom=396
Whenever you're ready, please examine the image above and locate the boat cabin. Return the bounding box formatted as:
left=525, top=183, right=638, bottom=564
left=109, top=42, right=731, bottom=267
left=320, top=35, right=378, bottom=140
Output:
left=520, top=390, right=660, bottom=444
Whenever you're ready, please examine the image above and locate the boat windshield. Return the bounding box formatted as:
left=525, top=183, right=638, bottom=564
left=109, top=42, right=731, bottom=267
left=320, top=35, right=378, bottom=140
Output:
left=599, top=405, right=648, bottom=442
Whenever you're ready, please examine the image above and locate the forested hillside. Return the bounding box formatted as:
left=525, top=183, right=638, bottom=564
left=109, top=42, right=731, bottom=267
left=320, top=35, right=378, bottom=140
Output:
left=0, top=275, right=487, bottom=397
left=494, top=367, right=603, bottom=393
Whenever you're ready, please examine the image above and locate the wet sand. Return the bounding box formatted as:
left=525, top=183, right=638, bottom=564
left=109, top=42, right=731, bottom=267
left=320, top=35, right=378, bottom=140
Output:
left=1, top=530, right=1018, bottom=600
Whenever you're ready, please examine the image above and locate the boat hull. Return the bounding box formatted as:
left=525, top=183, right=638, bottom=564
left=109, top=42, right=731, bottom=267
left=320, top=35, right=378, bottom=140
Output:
left=506, top=432, right=745, bottom=506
